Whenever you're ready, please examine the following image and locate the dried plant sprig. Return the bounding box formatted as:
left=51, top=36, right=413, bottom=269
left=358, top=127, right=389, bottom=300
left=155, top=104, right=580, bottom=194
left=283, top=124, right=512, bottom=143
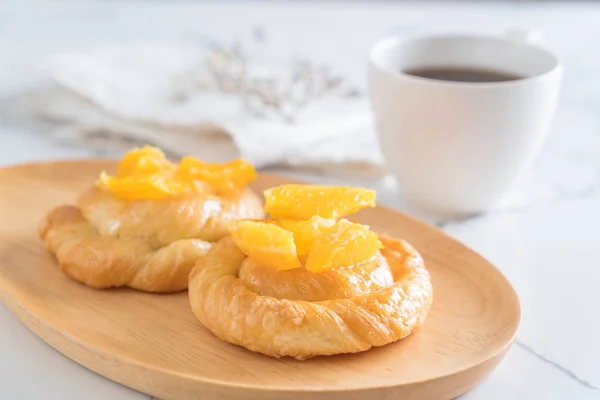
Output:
left=171, top=27, right=361, bottom=124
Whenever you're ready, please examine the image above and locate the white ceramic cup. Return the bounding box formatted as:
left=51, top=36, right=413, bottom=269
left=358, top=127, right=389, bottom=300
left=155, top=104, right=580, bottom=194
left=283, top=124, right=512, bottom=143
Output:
left=368, top=29, right=562, bottom=218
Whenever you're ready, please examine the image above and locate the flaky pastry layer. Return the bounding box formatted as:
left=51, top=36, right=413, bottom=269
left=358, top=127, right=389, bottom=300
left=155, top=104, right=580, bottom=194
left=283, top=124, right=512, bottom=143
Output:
left=189, top=233, right=433, bottom=359
left=39, top=186, right=264, bottom=292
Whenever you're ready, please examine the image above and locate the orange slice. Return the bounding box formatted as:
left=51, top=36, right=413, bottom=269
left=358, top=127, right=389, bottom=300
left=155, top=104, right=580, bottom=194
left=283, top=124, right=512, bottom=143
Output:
left=228, top=220, right=301, bottom=270
left=97, top=147, right=181, bottom=200
left=115, top=145, right=175, bottom=177
left=177, top=157, right=257, bottom=194
left=97, top=174, right=187, bottom=200
left=305, top=219, right=383, bottom=273
left=264, top=185, right=376, bottom=220
left=97, top=146, right=256, bottom=200
left=276, top=216, right=336, bottom=255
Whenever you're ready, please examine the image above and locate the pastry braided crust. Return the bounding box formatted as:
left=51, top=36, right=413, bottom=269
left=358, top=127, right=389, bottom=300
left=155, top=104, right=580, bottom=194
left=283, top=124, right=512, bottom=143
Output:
left=39, top=187, right=264, bottom=292
left=189, top=233, right=433, bottom=359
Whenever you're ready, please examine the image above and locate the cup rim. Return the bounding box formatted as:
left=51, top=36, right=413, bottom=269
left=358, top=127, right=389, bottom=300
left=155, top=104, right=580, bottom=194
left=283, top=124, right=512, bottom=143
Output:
left=368, top=33, right=562, bottom=89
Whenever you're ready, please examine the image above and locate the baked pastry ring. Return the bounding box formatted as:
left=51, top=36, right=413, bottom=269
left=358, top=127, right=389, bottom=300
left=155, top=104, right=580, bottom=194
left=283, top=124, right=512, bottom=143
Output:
left=40, top=186, right=263, bottom=293
left=188, top=232, right=433, bottom=359
left=39, top=146, right=264, bottom=293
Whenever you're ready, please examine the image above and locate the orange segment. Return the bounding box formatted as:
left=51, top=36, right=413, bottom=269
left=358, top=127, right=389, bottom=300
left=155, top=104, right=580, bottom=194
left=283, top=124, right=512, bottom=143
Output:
left=264, top=185, right=376, bottom=220
left=177, top=157, right=257, bottom=195
left=115, top=146, right=175, bottom=177
left=97, top=174, right=185, bottom=200
left=97, top=147, right=181, bottom=200
left=305, top=219, right=383, bottom=273
left=228, top=220, right=302, bottom=271
left=276, top=216, right=336, bottom=255
left=96, top=146, right=256, bottom=200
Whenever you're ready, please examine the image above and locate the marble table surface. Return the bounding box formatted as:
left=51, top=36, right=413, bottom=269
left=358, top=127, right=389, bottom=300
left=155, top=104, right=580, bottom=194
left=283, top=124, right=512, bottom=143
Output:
left=1, top=1, right=600, bottom=399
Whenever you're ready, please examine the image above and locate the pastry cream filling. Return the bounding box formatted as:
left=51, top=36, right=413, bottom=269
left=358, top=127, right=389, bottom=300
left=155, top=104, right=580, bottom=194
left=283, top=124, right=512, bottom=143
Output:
left=96, top=146, right=257, bottom=200
left=238, top=253, right=394, bottom=301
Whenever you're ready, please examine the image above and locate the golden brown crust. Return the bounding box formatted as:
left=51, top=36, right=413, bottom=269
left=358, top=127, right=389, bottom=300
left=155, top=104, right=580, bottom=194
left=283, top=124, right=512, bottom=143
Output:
left=39, top=186, right=264, bottom=292
left=188, top=233, right=433, bottom=359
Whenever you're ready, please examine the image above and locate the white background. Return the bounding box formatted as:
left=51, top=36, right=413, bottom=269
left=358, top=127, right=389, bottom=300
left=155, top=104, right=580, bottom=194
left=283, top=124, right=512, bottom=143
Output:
left=1, top=1, right=599, bottom=399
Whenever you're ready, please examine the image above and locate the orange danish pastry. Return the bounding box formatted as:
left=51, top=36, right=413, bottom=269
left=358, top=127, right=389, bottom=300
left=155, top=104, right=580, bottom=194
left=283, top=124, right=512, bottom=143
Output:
left=188, top=184, right=433, bottom=359
left=39, top=146, right=264, bottom=293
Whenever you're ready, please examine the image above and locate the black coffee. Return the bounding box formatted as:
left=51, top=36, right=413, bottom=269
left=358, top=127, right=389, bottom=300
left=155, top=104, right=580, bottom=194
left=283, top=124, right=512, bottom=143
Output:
left=403, top=67, right=523, bottom=83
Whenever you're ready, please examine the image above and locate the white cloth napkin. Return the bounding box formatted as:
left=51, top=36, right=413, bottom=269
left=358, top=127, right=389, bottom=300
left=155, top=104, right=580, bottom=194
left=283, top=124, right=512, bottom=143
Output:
left=27, top=40, right=596, bottom=218
left=40, top=41, right=385, bottom=173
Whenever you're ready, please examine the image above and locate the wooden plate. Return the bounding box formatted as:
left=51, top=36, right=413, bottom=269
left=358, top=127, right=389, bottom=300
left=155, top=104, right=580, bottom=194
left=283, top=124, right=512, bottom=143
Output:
left=0, top=160, right=520, bottom=400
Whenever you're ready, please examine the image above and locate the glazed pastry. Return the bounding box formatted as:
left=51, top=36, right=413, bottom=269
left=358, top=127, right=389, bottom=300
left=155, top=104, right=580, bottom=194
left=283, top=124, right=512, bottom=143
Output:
left=189, top=185, right=433, bottom=359
left=39, top=146, right=264, bottom=293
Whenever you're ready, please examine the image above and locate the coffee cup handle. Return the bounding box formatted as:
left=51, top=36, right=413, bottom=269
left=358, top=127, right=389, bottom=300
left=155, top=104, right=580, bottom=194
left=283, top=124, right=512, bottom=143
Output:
left=503, top=26, right=545, bottom=47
